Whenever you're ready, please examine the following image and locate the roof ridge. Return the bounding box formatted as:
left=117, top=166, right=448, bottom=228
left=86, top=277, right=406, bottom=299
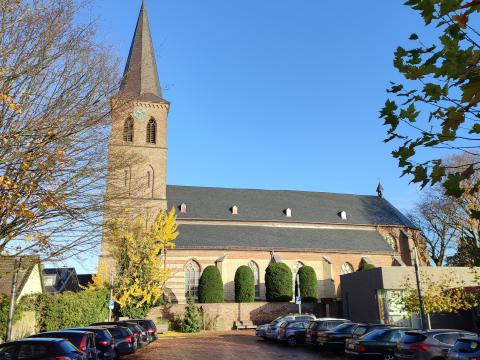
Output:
left=167, top=184, right=379, bottom=198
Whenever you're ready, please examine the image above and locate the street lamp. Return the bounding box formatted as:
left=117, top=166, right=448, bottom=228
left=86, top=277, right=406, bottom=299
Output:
left=413, top=247, right=429, bottom=330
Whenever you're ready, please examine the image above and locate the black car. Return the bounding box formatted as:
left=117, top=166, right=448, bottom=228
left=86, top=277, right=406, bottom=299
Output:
left=90, top=322, right=142, bottom=350
left=306, top=319, right=350, bottom=345
left=345, top=327, right=410, bottom=359
left=70, top=327, right=118, bottom=360
left=395, top=329, right=477, bottom=360
left=0, top=338, right=83, bottom=360
left=30, top=330, right=97, bottom=360
left=276, top=320, right=310, bottom=347
left=131, top=324, right=149, bottom=348
left=127, top=319, right=158, bottom=342
left=317, top=322, right=363, bottom=352
left=94, top=325, right=136, bottom=356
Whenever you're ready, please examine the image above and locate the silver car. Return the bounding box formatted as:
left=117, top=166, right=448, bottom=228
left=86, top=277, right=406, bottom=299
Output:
left=396, top=330, right=476, bottom=360
left=448, top=337, right=480, bottom=359
left=264, top=314, right=316, bottom=341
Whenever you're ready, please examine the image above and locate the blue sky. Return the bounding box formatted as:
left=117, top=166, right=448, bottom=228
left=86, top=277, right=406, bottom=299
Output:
left=70, top=1, right=439, bottom=273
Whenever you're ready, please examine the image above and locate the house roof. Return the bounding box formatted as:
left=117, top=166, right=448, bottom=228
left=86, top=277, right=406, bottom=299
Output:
left=77, top=274, right=93, bottom=289
left=175, top=224, right=395, bottom=253
left=43, top=268, right=80, bottom=293
left=0, top=256, right=39, bottom=299
left=167, top=185, right=415, bottom=227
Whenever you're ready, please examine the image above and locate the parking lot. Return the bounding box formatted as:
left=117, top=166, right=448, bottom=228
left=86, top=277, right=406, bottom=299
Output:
left=127, top=331, right=345, bottom=360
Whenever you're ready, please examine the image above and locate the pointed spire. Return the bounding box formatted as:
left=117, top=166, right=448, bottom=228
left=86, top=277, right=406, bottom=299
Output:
left=120, top=0, right=163, bottom=102
left=376, top=181, right=384, bottom=198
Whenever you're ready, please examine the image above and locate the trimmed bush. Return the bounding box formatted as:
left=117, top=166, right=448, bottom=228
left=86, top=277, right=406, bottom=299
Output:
left=296, top=266, right=318, bottom=303
left=31, top=289, right=109, bottom=331
left=359, top=262, right=376, bottom=271
left=198, top=266, right=224, bottom=303
left=265, top=263, right=293, bottom=302
left=234, top=266, right=255, bottom=303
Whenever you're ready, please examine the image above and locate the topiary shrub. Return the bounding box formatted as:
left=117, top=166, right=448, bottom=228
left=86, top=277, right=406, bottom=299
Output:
left=359, top=262, right=376, bottom=271
left=296, top=266, right=318, bottom=303
left=198, top=265, right=224, bottom=303
left=265, top=263, right=293, bottom=302
left=234, top=266, right=255, bottom=303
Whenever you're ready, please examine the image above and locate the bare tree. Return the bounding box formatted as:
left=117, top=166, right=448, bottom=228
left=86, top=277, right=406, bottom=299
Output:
left=0, top=0, right=121, bottom=265
left=407, top=187, right=458, bottom=266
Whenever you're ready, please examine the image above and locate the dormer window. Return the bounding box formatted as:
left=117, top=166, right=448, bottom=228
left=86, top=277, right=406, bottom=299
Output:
left=339, top=211, right=347, bottom=220
left=231, top=205, right=238, bottom=215
left=285, top=208, right=292, bottom=217
left=180, top=203, right=187, bottom=213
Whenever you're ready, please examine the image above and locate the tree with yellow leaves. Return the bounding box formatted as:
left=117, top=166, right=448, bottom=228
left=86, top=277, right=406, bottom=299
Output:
left=92, top=209, right=179, bottom=318
left=396, top=271, right=477, bottom=329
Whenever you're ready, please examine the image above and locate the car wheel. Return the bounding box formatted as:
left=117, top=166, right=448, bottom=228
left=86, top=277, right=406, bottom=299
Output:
left=383, top=354, right=395, bottom=360
left=287, top=337, right=297, bottom=347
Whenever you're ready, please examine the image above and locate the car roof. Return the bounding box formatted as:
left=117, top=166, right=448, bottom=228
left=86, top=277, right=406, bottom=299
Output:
left=37, top=330, right=90, bottom=335
left=312, top=318, right=349, bottom=321
left=9, top=338, right=64, bottom=343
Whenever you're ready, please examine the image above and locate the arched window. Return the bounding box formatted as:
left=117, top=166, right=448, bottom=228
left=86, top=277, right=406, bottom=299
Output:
left=292, top=261, right=304, bottom=295
left=185, top=260, right=201, bottom=299
left=385, top=234, right=397, bottom=251
left=146, top=118, right=156, bottom=144
left=123, top=117, right=134, bottom=142
left=248, top=261, right=260, bottom=298
left=340, top=262, right=354, bottom=275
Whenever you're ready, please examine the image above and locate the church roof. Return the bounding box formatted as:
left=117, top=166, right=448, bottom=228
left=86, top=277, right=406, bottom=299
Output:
left=167, top=185, right=416, bottom=227
left=120, top=1, right=164, bottom=102
left=174, top=224, right=395, bottom=253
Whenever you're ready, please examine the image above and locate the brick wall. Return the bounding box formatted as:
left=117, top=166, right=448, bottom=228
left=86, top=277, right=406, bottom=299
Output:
left=149, top=302, right=324, bottom=331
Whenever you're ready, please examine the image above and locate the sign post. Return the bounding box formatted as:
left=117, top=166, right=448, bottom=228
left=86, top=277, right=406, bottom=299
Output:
left=296, top=273, right=302, bottom=314
left=108, top=271, right=114, bottom=321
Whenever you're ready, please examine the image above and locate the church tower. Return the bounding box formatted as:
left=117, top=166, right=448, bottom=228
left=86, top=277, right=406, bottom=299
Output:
left=104, top=1, right=169, bottom=225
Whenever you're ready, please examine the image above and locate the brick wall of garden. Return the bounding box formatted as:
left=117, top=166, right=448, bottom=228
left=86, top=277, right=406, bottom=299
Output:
left=149, top=302, right=325, bottom=331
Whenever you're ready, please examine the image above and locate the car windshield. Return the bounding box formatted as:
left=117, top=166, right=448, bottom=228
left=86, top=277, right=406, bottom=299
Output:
left=453, top=339, right=480, bottom=353
left=360, top=329, right=388, bottom=340
left=333, top=323, right=357, bottom=333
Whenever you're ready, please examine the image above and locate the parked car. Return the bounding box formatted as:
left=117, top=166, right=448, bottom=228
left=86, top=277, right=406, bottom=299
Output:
left=448, top=337, right=480, bottom=359
left=30, top=330, right=97, bottom=360
left=256, top=323, right=269, bottom=338
left=344, top=327, right=410, bottom=359
left=127, top=319, right=158, bottom=342
left=0, top=338, right=83, bottom=360
left=264, top=314, right=316, bottom=341
left=69, top=327, right=118, bottom=360
left=395, top=329, right=477, bottom=360
left=93, top=325, right=136, bottom=357
left=90, top=322, right=141, bottom=350
left=131, top=324, right=149, bottom=348
left=306, top=318, right=350, bottom=345
left=317, top=322, right=362, bottom=352
left=276, top=320, right=310, bottom=347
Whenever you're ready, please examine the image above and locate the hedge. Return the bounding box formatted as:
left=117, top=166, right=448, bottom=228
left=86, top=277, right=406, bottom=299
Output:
left=296, top=266, right=318, bottom=303
left=32, top=289, right=109, bottom=331
left=265, top=263, right=293, bottom=302
left=198, top=266, right=224, bottom=303
left=234, top=266, right=255, bottom=303
left=359, top=262, right=376, bottom=271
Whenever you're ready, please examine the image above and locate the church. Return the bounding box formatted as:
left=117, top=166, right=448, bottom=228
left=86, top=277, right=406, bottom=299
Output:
left=101, top=2, right=428, bottom=308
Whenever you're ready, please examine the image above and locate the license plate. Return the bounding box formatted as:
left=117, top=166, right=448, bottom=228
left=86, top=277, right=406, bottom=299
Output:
left=347, top=343, right=354, bottom=349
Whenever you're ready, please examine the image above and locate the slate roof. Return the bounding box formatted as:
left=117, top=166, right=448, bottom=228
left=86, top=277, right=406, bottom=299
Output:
left=0, top=256, right=39, bottom=298
left=175, top=224, right=395, bottom=253
left=167, top=185, right=415, bottom=227
left=119, top=1, right=164, bottom=102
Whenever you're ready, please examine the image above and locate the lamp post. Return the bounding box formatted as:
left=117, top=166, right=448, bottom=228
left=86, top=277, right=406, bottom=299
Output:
left=296, top=273, right=301, bottom=314
left=6, top=257, right=20, bottom=341
left=413, top=247, right=429, bottom=330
